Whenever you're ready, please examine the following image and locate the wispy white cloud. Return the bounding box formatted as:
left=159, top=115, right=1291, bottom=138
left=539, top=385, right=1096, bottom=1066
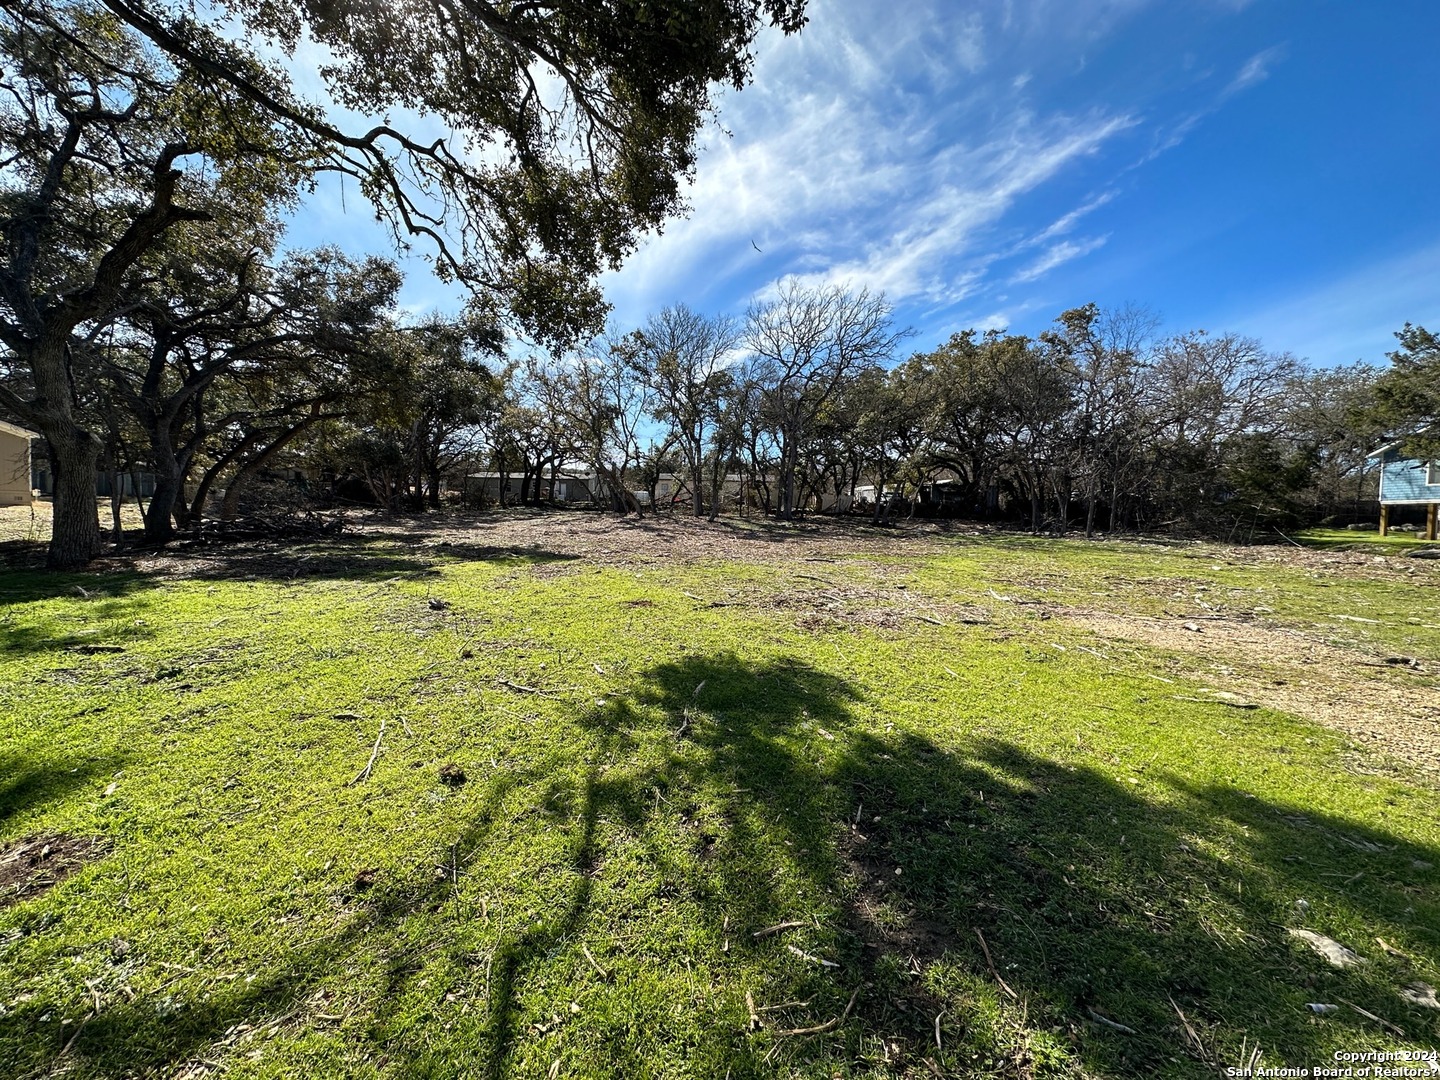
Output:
left=1010, top=234, right=1110, bottom=283
left=772, top=115, right=1134, bottom=302
left=602, top=0, right=1142, bottom=323
left=1027, top=191, right=1118, bottom=246
left=1137, top=43, right=1286, bottom=164
left=1223, top=45, right=1285, bottom=99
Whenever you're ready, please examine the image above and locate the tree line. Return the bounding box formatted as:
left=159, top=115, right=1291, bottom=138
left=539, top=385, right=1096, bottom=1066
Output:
left=491, top=290, right=1394, bottom=539
left=2, top=0, right=1432, bottom=568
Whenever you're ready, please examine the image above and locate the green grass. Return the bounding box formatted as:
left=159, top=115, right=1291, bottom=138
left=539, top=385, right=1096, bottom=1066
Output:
left=1, top=522, right=1437, bottom=1078
left=1298, top=526, right=1440, bottom=553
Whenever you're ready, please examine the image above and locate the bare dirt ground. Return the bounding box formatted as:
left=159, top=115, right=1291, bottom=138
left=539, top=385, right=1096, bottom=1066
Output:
left=0, top=834, right=107, bottom=909
left=1056, top=608, right=1440, bottom=780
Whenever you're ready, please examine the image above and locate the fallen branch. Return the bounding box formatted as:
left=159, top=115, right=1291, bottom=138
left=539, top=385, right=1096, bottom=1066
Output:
left=1086, top=1007, right=1136, bottom=1035
left=1338, top=998, right=1405, bottom=1037
left=758, top=998, right=813, bottom=1012
left=974, top=929, right=1018, bottom=1000
left=746, top=990, right=762, bottom=1031
left=495, top=678, right=559, bottom=696
left=1375, top=937, right=1413, bottom=960
left=1169, top=995, right=1210, bottom=1063
left=580, top=943, right=609, bottom=980
left=776, top=985, right=863, bottom=1036
left=787, top=944, right=839, bottom=968
left=907, top=613, right=947, bottom=627
left=752, top=921, right=806, bottom=939
left=347, top=718, right=386, bottom=786
left=56, top=1011, right=94, bottom=1058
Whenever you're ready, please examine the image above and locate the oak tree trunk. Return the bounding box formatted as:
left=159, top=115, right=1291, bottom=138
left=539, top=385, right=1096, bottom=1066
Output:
left=46, top=430, right=103, bottom=568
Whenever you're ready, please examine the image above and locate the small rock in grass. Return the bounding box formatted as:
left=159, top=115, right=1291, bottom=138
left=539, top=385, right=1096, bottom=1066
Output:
left=1288, top=928, right=1364, bottom=968
left=1399, top=983, right=1439, bottom=1010
left=353, top=868, right=379, bottom=890
left=438, top=763, right=467, bottom=787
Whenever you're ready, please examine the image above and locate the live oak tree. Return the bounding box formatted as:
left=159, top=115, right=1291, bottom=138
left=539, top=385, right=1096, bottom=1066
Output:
left=166, top=249, right=404, bottom=523
left=99, top=215, right=286, bottom=543
left=2, top=0, right=807, bottom=566
left=845, top=363, right=930, bottom=524
left=337, top=314, right=504, bottom=511
left=0, top=6, right=304, bottom=565
left=1041, top=304, right=1158, bottom=537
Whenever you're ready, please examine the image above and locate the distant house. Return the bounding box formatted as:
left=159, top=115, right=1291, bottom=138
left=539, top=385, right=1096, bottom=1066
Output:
left=1369, top=440, right=1440, bottom=537
left=0, top=419, right=37, bottom=505
left=650, top=472, right=748, bottom=508
left=464, top=468, right=598, bottom=505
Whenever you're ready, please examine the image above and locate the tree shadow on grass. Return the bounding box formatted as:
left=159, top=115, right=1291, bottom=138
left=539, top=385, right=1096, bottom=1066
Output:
left=0, top=539, right=578, bottom=610
left=0, top=568, right=159, bottom=608
left=0, top=752, right=124, bottom=831
left=0, top=754, right=548, bottom=1079
left=159, top=537, right=578, bottom=584
left=2, top=652, right=1437, bottom=1079
left=0, top=591, right=161, bottom=657
left=585, top=655, right=1440, bottom=1076
left=822, top=733, right=1440, bottom=1075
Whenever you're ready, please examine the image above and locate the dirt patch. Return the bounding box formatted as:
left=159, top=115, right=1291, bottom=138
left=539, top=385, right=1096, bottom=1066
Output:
left=333, top=509, right=990, bottom=569
left=836, top=827, right=959, bottom=1067
left=688, top=572, right=991, bottom=634
left=842, top=830, right=956, bottom=962
left=1059, top=609, right=1440, bottom=779
left=91, top=509, right=984, bottom=582
left=0, top=833, right=107, bottom=908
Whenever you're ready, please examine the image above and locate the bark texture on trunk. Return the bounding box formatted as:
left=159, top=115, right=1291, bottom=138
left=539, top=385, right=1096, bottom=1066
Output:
left=144, top=464, right=184, bottom=543
left=47, top=431, right=103, bottom=568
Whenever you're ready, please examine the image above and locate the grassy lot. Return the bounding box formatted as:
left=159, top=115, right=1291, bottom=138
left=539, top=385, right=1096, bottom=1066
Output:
left=1297, top=526, right=1440, bottom=554
left=1, top=510, right=1438, bottom=1078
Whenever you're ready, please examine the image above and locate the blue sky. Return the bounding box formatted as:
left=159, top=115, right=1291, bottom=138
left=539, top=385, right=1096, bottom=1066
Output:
left=284, top=0, right=1440, bottom=369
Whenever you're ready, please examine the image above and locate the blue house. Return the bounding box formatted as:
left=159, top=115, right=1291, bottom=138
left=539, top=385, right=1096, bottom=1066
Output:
left=1370, top=440, right=1440, bottom=538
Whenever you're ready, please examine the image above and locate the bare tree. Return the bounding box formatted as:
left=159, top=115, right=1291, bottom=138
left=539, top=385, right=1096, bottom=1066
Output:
left=744, top=281, right=905, bottom=519
left=535, top=340, right=651, bottom=514
left=630, top=305, right=740, bottom=516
